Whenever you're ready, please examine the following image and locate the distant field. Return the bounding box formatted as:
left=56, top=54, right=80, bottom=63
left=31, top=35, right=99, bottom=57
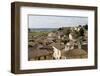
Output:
left=29, top=28, right=57, bottom=32
left=29, top=31, right=49, bottom=36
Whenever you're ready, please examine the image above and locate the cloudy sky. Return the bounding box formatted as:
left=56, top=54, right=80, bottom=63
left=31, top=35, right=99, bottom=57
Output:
left=28, top=15, right=88, bottom=28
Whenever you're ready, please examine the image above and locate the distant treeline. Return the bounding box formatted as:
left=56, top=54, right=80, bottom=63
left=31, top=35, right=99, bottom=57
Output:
left=28, top=28, right=58, bottom=32
left=28, top=24, right=88, bottom=32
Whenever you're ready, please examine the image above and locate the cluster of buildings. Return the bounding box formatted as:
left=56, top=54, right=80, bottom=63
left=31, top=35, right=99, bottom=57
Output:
left=28, top=25, right=88, bottom=60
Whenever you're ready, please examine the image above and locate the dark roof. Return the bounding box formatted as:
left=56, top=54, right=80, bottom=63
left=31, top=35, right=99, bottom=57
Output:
left=66, top=49, right=87, bottom=57
left=50, top=42, right=65, bottom=50
left=28, top=47, right=53, bottom=59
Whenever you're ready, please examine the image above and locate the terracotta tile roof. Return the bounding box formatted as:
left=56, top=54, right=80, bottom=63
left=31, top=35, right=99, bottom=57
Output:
left=28, top=47, right=53, bottom=59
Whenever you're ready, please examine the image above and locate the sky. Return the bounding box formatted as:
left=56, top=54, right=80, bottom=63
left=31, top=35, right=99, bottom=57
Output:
left=28, top=15, right=88, bottom=28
